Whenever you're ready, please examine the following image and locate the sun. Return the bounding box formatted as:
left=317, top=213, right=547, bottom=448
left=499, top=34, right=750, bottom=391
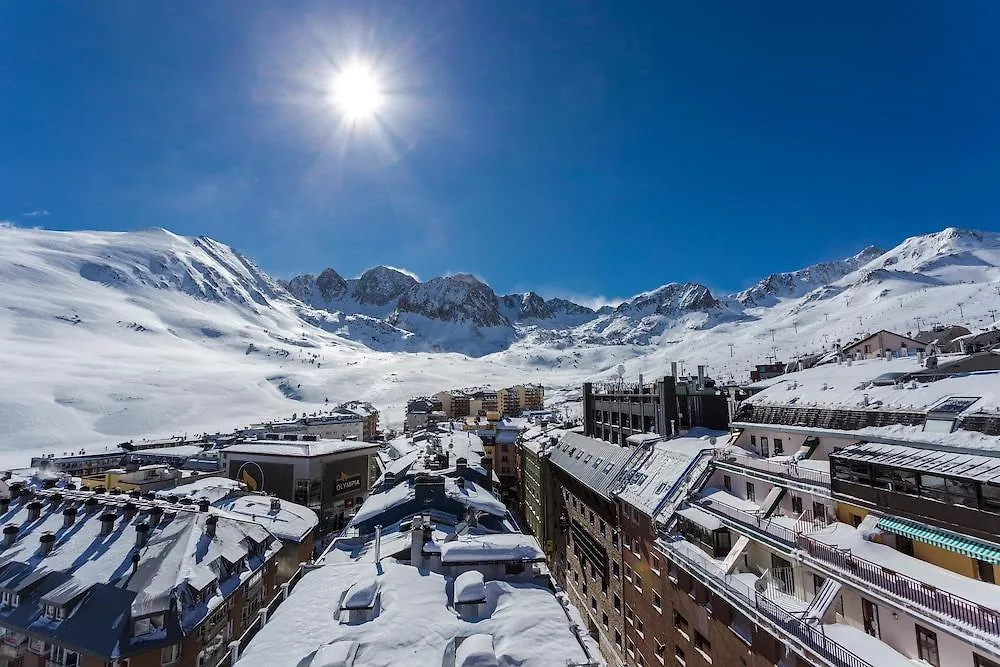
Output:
left=330, top=63, right=383, bottom=120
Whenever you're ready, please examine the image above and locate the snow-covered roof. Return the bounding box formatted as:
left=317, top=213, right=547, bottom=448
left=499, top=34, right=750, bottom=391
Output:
left=548, top=431, right=638, bottom=499
left=454, top=570, right=487, bottom=604
left=456, top=634, right=498, bottom=667
left=745, top=354, right=1000, bottom=414
left=342, top=573, right=379, bottom=609
left=0, top=488, right=278, bottom=658
left=615, top=431, right=723, bottom=517
left=350, top=478, right=505, bottom=528
left=236, top=560, right=592, bottom=667
left=437, top=534, right=545, bottom=564
left=676, top=505, right=723, bottom=531
left=212, top=494, right=318, bottom=542
left=156, top=476, right=244, bottom=503
left=222, top=438, right=377, bottom=458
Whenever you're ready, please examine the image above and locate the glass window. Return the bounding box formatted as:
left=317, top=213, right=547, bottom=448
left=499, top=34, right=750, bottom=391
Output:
left=773, top=438, right=783, bottom=455
left=918, top=475, right=948, bottom=502
left=946, top=478, right=978, bottom=507
left=982, top=484, right=1000, bottom=514
left=162, top=644, right=182, bottom=665
left=977, top=560, right=995, bottom=584
left=915, top=625, right=940, bottom=667
left=653, top=592, right=662, bottom=610
left=745, top=482, right=755, bottom=503
left=975, top=655, right=1000, bottom=667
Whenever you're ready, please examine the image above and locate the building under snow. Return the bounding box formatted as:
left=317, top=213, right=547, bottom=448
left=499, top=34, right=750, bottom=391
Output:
left=227, top=423, right=603, bottom=667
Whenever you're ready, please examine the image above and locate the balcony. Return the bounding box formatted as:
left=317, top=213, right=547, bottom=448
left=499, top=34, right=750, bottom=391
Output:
left=714, top=450, right=832, bottom=496
left=690, top=492, right=803, bottom=552
left=657, top=536, right=884, bottom=667
left=796, top=530, right=1000, bottom=649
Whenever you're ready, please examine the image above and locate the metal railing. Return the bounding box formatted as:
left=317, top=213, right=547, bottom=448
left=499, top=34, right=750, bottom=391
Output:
left=693, top=497, right=800, bottom=546
left=660, top=538, right=876, bottom=667
left=716, top=450, right=832, bottom=488
left=797, top=534, right=1000, bottom=637
left=213, top=565, right=309, bottom=667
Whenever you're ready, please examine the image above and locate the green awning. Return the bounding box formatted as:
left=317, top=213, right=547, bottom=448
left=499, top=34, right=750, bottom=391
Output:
left=877, top=516, right=1000, bottom=565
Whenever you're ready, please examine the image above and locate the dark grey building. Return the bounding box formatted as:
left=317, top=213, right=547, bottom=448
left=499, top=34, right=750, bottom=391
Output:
left=583, top=368, right=729, bottom=445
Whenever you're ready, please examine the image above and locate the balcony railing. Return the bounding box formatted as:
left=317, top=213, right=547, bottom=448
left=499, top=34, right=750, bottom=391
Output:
left=659, top=537, right=876, bottom=667
left=716, top=450, right=831, bottom=488
left=692, top=497, right=800, bottom=547
left=796, top=534, right=1000, bottom=639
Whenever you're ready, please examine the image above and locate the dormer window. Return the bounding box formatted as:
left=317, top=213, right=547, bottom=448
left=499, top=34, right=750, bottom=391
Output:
left=133, top=613, right=165, bottom=636
left=0, top=591, right=17, bottom=607
left=43, top=603, right=65, bottom=620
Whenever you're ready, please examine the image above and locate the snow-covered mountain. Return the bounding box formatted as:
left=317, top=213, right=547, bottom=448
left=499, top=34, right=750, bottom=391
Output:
left=1, top=225, right=999, bottom=466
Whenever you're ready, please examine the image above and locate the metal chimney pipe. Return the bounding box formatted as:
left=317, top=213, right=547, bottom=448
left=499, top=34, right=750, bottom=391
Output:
left=3, top=524, right=18, bottom=548
left=697, top=365, right=705, bottom=388
left=39, top=532, right=55, bottom=556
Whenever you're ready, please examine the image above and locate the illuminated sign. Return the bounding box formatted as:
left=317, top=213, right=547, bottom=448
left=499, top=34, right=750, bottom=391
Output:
left=335, top=470, right=362, bottom=493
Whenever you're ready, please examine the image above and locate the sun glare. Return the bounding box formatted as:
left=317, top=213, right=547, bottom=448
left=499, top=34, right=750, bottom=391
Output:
left=331, top=63, right=383, bottom=120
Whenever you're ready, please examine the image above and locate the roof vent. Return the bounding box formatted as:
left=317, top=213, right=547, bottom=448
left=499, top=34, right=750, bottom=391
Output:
left=270, top=497, right=281, bottom=513
left=62, top=507, right=77, bottom=528
left=99, top=512, right=116, bottom=536
left=26, top=501, right=43, bottom=522
left=48, top=493, right=63, bottom=507
left=3, top=524, right=18, bottom=548
left=39, top=531, right=55, bottom=556
left=109, top=488, right=121, bottom=496
left=205, top=515, right=218, bottom=538
left=166, top=495, right=179, bottom=504
left=198, top=499, right=210, bottom=513
left=149, top=506, right=164, bottom=526
left=0, top=497, right=9, bottom=514
left=124, top=502, right=138, bottom=517
left=136, top=522, right=150, bottom=546
left=85, top=497, right=100, bottom=513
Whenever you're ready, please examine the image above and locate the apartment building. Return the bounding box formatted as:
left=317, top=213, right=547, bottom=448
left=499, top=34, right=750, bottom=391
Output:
left=468, top=389, right=499, bottom=416
left=841, top=329, right=929, bottom=359
left=517, top=424, right=559, bottom=551
left=583, top=367, right=729, bottom=445
left=0, top=484, right=283, bottom=667
left=497, top=384, right=545, bottom=416
left=337, top=401, right=380, bottom=441
left=657, top=354, right=1000, bottom=667
left=434, top=390, right=472, bottom=419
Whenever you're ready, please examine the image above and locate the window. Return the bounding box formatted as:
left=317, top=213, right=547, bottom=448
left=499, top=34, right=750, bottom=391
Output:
left=589, top=510, right=595, bottom=524
left=675, top=645, right=686, bottom=665
left=625, top=566, right=632, bottom=582
left=851, top=513, right=863, bottom=528
left=162, top=644, right=182, bottom=665
left=612, top=530, right=619, bottom=547
left=634, top=574, right=642, bottom=592
left=723, top=475, right=731, bottom=493
left=602, top=612, right=609, bottom=629
left=982, top=483, right=1000, bottom=514
left=812, top=501, right=826, bottom=522
left=600, top=520, right=606, bottom=536
left=915, top=625, right=940, bottom=667
left=791, top=495, right=803, bottom=515
left=773, top=438, right=783, bottom=455
left=896, top=535, right=915, bottom=557
left=745, top=482, right=755, bottom=503
left=651, top=555, right=660, bottom=573
left=572, top=497, right=577, bottom=509
left=918, top=475, right=948, bottom=502
left=759, top=436, right=769, bottom=457
left=633, top=537, right=641, bottom=555
left=591, top=596, right=597, bottom=611
left=133, top=614, right=165, bottom=636
left=614, top=593, right=621, bottom=611
left=673, top=611, right=689, bottom=638
left=615, top=629, right=622, bottom=648
left=636, top=617, right=644, bottom=635
left=975, top=655, right=1000, bottom=667
left=750, top=435, right=756, bottom=448
left=655, top=640, right=666, bottom=663
left=626, top=606, right=634, bottom=624
left=613, top=562, right=620, bottom=578
left=978, top=559, right=996, bottom=584
left=653, top=591, right=662, bottom=611
left=44, top=604, right=65, bottom=620
left=694, top=632, right=712, bottom=663
left=48, top=645, right=78, bottom=666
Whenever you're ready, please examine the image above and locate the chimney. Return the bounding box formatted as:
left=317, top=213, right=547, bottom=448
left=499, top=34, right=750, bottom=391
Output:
left=374, top=524, right=382, bottom=563
left=65, top=483, right=77, bottom=491
left=382, top=471, right=396, bottom=491
left=62, top=507, right=77, bottom=528
left=166, top=495, right=179, bottom=504
left=456, top=477, right=466, bottom=491
left=0, top=498, right=9, bottom=514
left=131, top=552, right=140, bottom=575
left=124, top=502, right=138, bottom=518
left=671, top=362, right=678, bottom=379
left=26, top=501, right=42, bottom=522
left=129, top=490, right=142, bottom=500
left=109, top=488, right=121, bottom=496
left=198, top=499, right=210, bottom=513
left=94, top=486, right=107, bottom=495
left=410, top=516, right=427, bottom=565
left=205, top=515, right=218, bottom=538
left=39, top=531, right=55, bottom=556
left=270, top=497, right=281, bottom=513
left=49, top=493, right=63, bottom=508
left=8, top=483, right=22, bottom=496
left=85, top=497, right=100, bottom=513
left=3, top=524, right=18, bottom=548
left=149, top=506, right=164, bottom=526
left=99, top=512, right=116, bottom=536
left=697, top=365, right=705, bottom=388
left=135, top=522, right=150, bottom=546
left=43, top=479, right=56, bottom=490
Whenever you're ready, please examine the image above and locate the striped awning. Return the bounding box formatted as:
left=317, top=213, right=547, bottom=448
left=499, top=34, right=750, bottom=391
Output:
left=877, top=516, right=1000, bottom=565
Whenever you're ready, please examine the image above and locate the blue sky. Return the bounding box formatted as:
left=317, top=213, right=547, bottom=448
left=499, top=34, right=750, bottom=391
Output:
left=2, top=1, right=999, bottom=304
